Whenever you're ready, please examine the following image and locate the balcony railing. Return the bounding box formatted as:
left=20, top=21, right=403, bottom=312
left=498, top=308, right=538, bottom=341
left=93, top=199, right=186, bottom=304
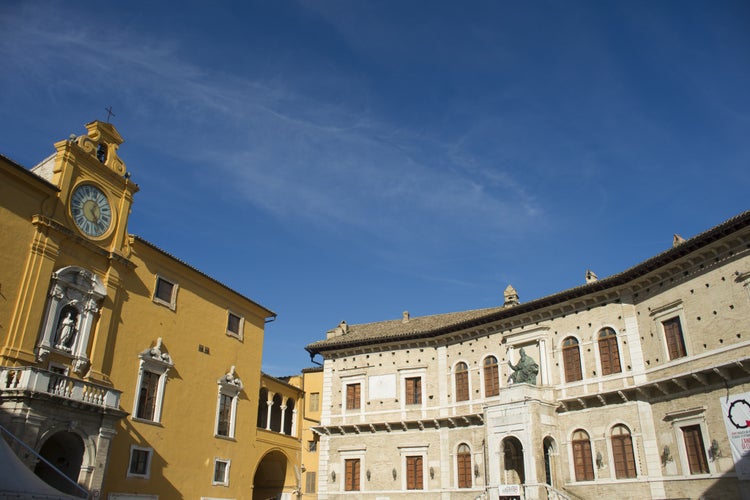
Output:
left=1, top=366, right=121, bottom=409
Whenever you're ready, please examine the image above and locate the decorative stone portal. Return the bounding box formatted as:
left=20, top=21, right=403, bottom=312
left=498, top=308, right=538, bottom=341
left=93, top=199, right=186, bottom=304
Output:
left=33, top=431, right=85, bottom=495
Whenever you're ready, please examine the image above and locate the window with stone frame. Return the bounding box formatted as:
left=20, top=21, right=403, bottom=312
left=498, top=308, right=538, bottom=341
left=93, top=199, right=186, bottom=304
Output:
left=153, top=275, right=178, bottom=309
left=455, top=362, right=469, bottom=402
left=484, top=355, right=500, bottom=397
left=663, top=317, right=687, bottom=360
left=213, top=459, right=230, bottom=485
left=563, top=337, right=583, bottom=382
left=135, top=370, right=159, bottom=420
left=346, top=383, right=361, bottom=410
left=572, top=429, right=594, bottom=481
left=405, top=376, right=422, bottom=405
left=215, top=366, right=243, bottom=438
left=226, top=311, right=243, bottom=339
left=406, top=455, right=424, bottom=490
left=611, top=424, right=636, bottom=478
left=598, top=328, right=622, bottom=375
left=127, top=446, right=152, bottom=478
left=457, top=443, right=472, bottom=488
left=682, top=424, right=709, bottom=474
left=133, top=338, right=173, bottom=423
left=344, top=458, right=360, bottom=491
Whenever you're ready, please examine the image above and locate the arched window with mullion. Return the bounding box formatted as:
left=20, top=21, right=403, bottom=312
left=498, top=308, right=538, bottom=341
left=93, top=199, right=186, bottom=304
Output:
left=483, top=356, right=499, bottom=397
left=456, top=443, right=472, bottom=488
left=611, top=424, right=636, bottom=478
left=455, top=362, right=469, bottom=402
left=562, top=337, right=583, bottom=382
left=598, top=328, right=622, bottom=376
left=571, top=429, right=594, bottom=481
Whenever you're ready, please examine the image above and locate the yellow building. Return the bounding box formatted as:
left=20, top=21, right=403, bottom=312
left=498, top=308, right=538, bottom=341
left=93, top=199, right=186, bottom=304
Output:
left=290, top=367, right=323, bottom=499
left=0, top=121, right=302, bottom=499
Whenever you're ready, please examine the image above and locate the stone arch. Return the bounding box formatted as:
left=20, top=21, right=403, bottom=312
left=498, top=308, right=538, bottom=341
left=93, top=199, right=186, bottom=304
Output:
left=283, top=397, right=295, bottom=435
left=542, top=435, right=558, bottom=487
left=270, top=393, right=283, bottom=432
left=34, top=430, right=86, bottom=495
left=257, top=387, right=269, bottom=428
left=500, top=436, right=525, bottom=485
left=253, top=449, right=292, bottom=500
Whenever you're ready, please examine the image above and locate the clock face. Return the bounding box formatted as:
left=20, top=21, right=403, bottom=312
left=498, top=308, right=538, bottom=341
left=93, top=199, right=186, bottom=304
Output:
left=70, top=184, right=112, bottom=237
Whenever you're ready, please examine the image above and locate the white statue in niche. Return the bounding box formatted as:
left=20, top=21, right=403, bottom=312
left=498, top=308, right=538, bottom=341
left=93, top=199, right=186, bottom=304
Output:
left=55, top=309, right=78, bottom=351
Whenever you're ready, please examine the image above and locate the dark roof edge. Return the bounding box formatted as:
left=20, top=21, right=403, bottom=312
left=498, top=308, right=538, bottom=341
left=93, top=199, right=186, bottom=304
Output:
left=1, top=153, right=59, bottom=192
left=131, top=235, right=276, bottom=319
left=307, top=209, right=750, bottom=354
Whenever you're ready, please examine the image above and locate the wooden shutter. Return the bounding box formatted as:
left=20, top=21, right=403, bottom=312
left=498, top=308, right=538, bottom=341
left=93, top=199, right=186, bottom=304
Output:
left=664, top=318, right=687, bottom=359
left=683, top=425, right=709, bottom=474
left=599, top=329, right=622, bottom=375
left=455, top=363, right=469, bottom=401
left=346, top=383, right=360, bottom=409
left=305, top=471, right=316, bottom=493
left=572, top=433, right=594, bottom=481
left=484, top=357, right=499, bottom=397
left=457, top=445, right=472, bottom=488
left=405, top=377, right=421, bottom=404
left=563, top=339, right=583, bottom=382
left=345, top=458, right=360, bottom=491
left=611, top=426, right=636, bottom=478
left=406, top=456, right=423, bottom=490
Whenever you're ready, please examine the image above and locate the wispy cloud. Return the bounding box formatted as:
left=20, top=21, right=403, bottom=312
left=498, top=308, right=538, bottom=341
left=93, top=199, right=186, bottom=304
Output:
left=1, top=2, right=542, bottom=251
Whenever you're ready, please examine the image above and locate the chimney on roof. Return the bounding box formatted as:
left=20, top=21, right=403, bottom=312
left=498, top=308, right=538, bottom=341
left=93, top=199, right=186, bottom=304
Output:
left=585, top=270, right=598, bottom=283
left=503, top=285, right=519, bottom=307
left=673, top=234, right=686, bottom=247
left=402, top=311, right=410, bottom=323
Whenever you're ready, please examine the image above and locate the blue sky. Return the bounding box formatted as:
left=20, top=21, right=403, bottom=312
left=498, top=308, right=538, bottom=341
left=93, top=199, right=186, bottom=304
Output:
left=1, top=1, right=749, bottom=376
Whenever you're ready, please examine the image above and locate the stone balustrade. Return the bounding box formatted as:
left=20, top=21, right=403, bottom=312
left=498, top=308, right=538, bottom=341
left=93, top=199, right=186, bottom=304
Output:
left=1, top=366, right=120, bottom=409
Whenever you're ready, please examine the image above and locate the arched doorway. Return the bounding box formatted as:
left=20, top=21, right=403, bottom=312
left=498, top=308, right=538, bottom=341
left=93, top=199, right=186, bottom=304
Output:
left=543, top=436, right=556, bottom=487
left=34, top=431, right=85, bottom=495
left=253, top=450, right=288, bottom=500
left=501, top=436, right=525, bottom=486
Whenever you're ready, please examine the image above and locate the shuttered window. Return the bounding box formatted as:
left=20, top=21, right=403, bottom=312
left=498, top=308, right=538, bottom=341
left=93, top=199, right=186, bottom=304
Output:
left=484, top=356, right=500, bottom=397
left=405, top=377, right=421, bottom=405
left=305, top=471, right=316, bottom=493
left=457, top=444, right=472, bottom=488
left=455, top=362, right=469, bottom=402
left=598, top=328, right=622, bottom=375
left=346, top=383, right=361, bottom=410
left=682, top=425, right=709, bottom=474
left=344, top=458, right=360, bottom=491
left=611, top=425, right=636, bottom=478
left=563, top=337, right=583, bottom=382
left=406, top=455, right=423, bottom=490
left=572, top=430, right=594, bottom=481
left=663, top=317, right=687, bottom=360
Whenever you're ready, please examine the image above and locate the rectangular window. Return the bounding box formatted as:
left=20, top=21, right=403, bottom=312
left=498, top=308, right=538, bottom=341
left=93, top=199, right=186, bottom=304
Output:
left=406, top=455, right=424, bottom=490
left=216, top=393, right=233, bottom=437
left=457, top=451, right=472, bottom=488
left=344, top=458, right=360, bottom=491
left=213, top=459, right=230, bottom=485
left=226, top=311, right=243, bottom=339
left=309, top=392, right=320, bottom=412
left=305, top=471, right=316, bottom=493
left=128, top=447, right=152, bottom=478
left=663, top=317, right=687, bottom=360
left=135, top=371, right=158, bottom=421
left=308, top=440, right=317, bottom=452
left=572, top=440, right=594, bottom=481
left=346, top=383, right=361, bottom=410
left=153, top=276, right=177, bottom=309
left=682, top=425, right=709, bottom=474
left=405, top=377, right=421, bottom=405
